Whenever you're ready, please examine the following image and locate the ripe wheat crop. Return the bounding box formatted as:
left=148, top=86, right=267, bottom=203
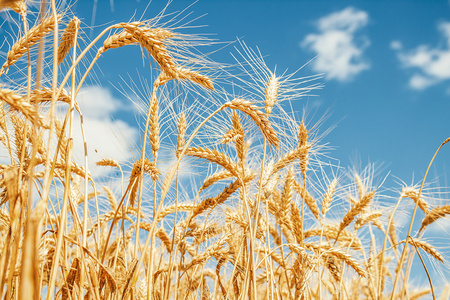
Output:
left=0, top=0, right=448, bottom=299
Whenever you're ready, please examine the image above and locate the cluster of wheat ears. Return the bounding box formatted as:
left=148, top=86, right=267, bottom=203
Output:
left=0, top=0, right=449, bottom=299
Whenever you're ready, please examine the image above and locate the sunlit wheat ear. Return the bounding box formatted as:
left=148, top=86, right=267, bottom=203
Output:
left=156, top=228, right=172, bottom=253
left=0, top=14, right=62, bottom=75
left=193, top=175, right=255, bottom=217
left=290, top=201, right=303, bottom=243
left=186, top=232, right=231, bottom=269
left=54, top=119, right=69, bottom=161
left=97, top=31, right=137, bottom=55
left=98, top=26, right=212, bottom=89
left=192, top=176, right=253, bottom=218
left=87, top=207, right=138, bottom=236
left=419, top=205, right=450, bottom=232
left=264, top=74, right=279, bottom=115
left=174, top=67, right=214, bottom=90
left=0, top=0, right=26, bottom=14
left=401, top=186, right=429, bottom=214
left=29, top=87, right=81, bottom=113
left=339, top=190, right=376, bottom=234
left=280, top=168, right=294, bottom=212
left=128, top=158, right=160, bottom=205
left=388, top=215, right=398, bottom=249
left=408, top=238, right=444, bottom=263
left=11, top=114, right=27, bottom=158
left=121, top=24, right=177, bottom=76
left=355, top=211, right=382, bottom=230
left=354, top=173, right=365, bottom=199
left=224, top=98, right=279, bottom=148
left=96, top=158, right=120, bottom=169
left=57, top=17, right=80, bottom=64
left=0, top=102, right=8, bottom=132
left=4, top=165, right=18, bottom=206
left=293, top=179, right=320, bottom=220
left=103, top=186, right=117, bottom=211
left=155, top=203, right=195, bottom=224
left=52, top=161, right=92, bottom=182
left=176, top=112, right=186, bottom=159
left=269, top=147, right=309, bottom=179
left=298, top=122, right=309, bottom=181
left=325, top=248, right=367, bottom=278
left=149, top=91, right=160, bottom=161
left=61, top=257, right=81, bottom=299
left=0, top=89, right=47, bottom=128
left=221, top=111, right=245, bottom=163
left=200, top=170, right=233, bottom=191
left=409, top=289, right=432, bottom=300
left=324, top=256, right=341, bottom=283
left=304, top=225, right=363, bottom=251
left=322, top=178, right=337, bottom=217
left=190, top=224, right=224, bottom=245
left=221, top=128, right=241, bottom=145
left=185, top=147, right=240, bottom=178
left=232, top=111, right=246, bottom=163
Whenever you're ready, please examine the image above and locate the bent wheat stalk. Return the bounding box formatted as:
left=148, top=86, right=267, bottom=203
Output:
left=391, top=137, right=450, bottom=299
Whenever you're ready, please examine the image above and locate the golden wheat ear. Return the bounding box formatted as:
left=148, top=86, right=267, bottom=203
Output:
left=0, top=89, right=48, bottom=128
left=224, top=98, right=279, bottom=148
left=1, top=14, right=62, bottom=75
left=57, top=17, right=80, bottom=64
left=0, top=0, right=26, bottom=14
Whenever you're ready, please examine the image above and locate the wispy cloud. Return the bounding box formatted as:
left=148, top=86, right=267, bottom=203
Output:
left=301, top=7, right=370, bottom=81
left=392, top=22, right=450, bottom=90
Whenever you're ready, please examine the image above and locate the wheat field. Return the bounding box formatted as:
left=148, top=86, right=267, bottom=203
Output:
left=0, top=0, right=449, bottom=299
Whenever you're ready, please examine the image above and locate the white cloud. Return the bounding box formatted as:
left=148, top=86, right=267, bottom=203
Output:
left=62, top=86, right=138, bottom=177
left=77, top=86, right=125, bottom=119
left=390, top=40, right=403, bottom=50
left=301, top=7, right=370, bottom=81
left=394, top=21, right=450, bottom=90
left=409, top=74, right=437, bottom=90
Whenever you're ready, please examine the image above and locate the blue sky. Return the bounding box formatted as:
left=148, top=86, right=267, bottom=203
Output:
left=0, top=0, right=449, bottom=290
left=66, top=0, right=450, bottom=189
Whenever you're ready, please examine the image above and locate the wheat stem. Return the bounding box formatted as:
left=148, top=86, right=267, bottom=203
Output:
left=391, top=137, right=449, bottom=299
